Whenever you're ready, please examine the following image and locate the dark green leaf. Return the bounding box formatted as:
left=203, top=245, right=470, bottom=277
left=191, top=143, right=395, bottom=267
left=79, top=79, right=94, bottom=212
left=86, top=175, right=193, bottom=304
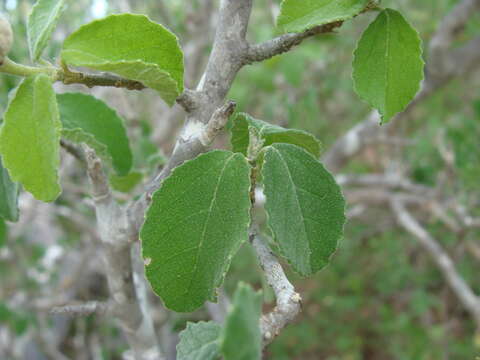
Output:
left=231, top=113, right=321, bottom=157
left=109, top=172, right=143, bottom=193
left=262, top=143, right=345, bottom=275
left=57, top=93, right=133, bottom=175
left=141, top=151, right=251, bottom=312
left=177, top=321, right=222, bottom=360
left=277, top=0, right=369, bottom=33
left=220, top=283, right=262, bottom=360
left=0, top=219, right=7, bottom=248
left=352, top=8, right=424, bottom=123
left=0, top=157, right=18, bottom=222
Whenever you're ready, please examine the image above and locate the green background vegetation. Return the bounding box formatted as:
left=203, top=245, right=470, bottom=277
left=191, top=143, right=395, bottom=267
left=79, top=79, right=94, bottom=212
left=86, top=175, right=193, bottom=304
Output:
left=0, top=0, right=479, bottom=359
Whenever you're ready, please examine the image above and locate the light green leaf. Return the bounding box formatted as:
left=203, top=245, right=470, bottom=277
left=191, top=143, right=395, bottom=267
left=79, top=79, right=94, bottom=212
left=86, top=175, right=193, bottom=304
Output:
left=0, top=75, right=61, bottom=202
left=352, top=8, right=424, bottom=123
left=109, top=172, right=143, bottom=193
left=57, top=93, right=133, bottom=175
left=61, top=14, right=184, bottom=106
left=177, top=321, right=221, bottom=360
left=262, top=143, right=345, bottom=276
left=27, top=0, right=65, bottom=61
left=0, top=157, right=18, bottom=222
left=231, top=113, right=321, bottom=157
left=220, top=283, right=262, bottom=360
left=277, top=0, right=369, bottom=33
left=141, top=151, right=251, bottom=312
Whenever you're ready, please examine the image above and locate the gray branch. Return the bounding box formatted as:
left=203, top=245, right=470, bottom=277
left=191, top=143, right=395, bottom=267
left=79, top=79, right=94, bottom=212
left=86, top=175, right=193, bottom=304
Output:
left=336, top=173, right=433, bottom=195
left=428, top=0, right=480, bottom=78
left=251, top=235, right=301, bottom=346
left=391, top=198, right=480, bottom=328
left=50, top=301, right=110, bottom=317
left=130, top=0, right=253, bottom=231
left=245, top=21, right=343, bottom=63
left=148, top=99, right=236, bottom=192
left=84, top=147, right=163, bottom=360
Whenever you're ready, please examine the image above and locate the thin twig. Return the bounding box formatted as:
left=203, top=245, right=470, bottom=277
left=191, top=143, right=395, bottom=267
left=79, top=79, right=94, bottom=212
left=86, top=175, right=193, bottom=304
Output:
left=244, top=1, right=378, bottom=63
left=60, top=139, right=85, bottom=164
left=61, top=69, right=146, bottom=90
left=245, top=21, right=343, bottom=63
left=50, top=301, right=110, bottom=317
left=84, top=146, right=164, bottom=360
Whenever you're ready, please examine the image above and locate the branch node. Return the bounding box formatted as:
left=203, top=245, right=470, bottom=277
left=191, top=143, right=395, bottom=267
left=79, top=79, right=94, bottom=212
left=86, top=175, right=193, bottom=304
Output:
left=83, top=145, right=111, bottom=203
left=176, top=89, right=203, bottom=112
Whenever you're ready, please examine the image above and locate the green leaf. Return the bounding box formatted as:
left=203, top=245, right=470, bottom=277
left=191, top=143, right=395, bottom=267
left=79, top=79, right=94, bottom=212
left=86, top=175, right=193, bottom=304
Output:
left=141, top=151, right=251, bottom=312
left=109, top=172, right=143, bottom=193
left=231, top=113, right=321, bottom=157
left=27, top=0, right=66, bottom=61
left=262, top=143, right=345, bottom=276
left=177, top=321, right=221, bottom=360
left=0, top=75, right=61, bottom=202
left=277, top=0, right=369, bottom=33
left=61, top=14, right=184, bottom=106
left=57, top=93, right=133, bottom=175
left=0, top=219, right=7, bottom=248
left=0, top=157, right=18, bottom=222
left=220, top=283, right=262, bottom=360
left=352, top=8, right=424, bottom=123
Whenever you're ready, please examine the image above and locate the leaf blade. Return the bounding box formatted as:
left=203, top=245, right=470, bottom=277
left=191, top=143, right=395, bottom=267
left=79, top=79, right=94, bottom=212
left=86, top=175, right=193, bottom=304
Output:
left=277, top=0, right=369, bottom=33
left=231, top=113, right=321, bottom=157
left=141, top=151, right=251, bottom=312
left=57, top=93, right=133, bottom=175
left=262, top=143, right=345, bottom=276
left=61, top=14, right=184, bottom=105
left=109, top=172, right=143, bottom=193
left=220, top=283, right=262, bottom=360
left=0, top=157, right=19, bottom=222
left=177, top=321, right=222, bottom=360
left=0, top=219, right=6, bottom=248
left=27, top=0, right=66, bottom=61
left=352, top=8, right=424, bottom=123
left=0, top=75, right=61, bottom=202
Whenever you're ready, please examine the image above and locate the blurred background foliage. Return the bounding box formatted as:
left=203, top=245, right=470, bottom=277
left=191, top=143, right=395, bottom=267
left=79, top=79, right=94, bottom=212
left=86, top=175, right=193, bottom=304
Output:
left=0, top=0, right=479, bottom=359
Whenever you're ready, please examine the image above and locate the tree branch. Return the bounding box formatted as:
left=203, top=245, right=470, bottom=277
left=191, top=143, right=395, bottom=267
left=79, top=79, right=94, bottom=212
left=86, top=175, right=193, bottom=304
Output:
left=60, top=139, right=85, bottom=164
left=61, top=67, right=146, bottom=90
left=391, top=198, right=480, bottom=328
left=244, top=1, right=379, bottom=63
left=336, top=173, right=433, bottom=195
left=140, top=100, right=236, bottom=202
left=429, top=0, right=480, bottom=59
left=130, top=1, right=253, bottom=230
left=50, top=301, right=110, bottom=317
left=245, top=21, right=343, bottom=63
left=84, top=147, right=163, bottom=360
left=0, top=57, right=147, bottom=90
left=251, top=234, right=301, bottom=346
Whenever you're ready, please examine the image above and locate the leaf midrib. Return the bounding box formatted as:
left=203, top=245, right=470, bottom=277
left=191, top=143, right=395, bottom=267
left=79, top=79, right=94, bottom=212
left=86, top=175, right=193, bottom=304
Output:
left=34, top=1, right=64, bottom=56
left=183, top=153, right=237, bottom=301
left=270, top=147, right=311, bottom=272
left=384, top=9, right=392, bottom=118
